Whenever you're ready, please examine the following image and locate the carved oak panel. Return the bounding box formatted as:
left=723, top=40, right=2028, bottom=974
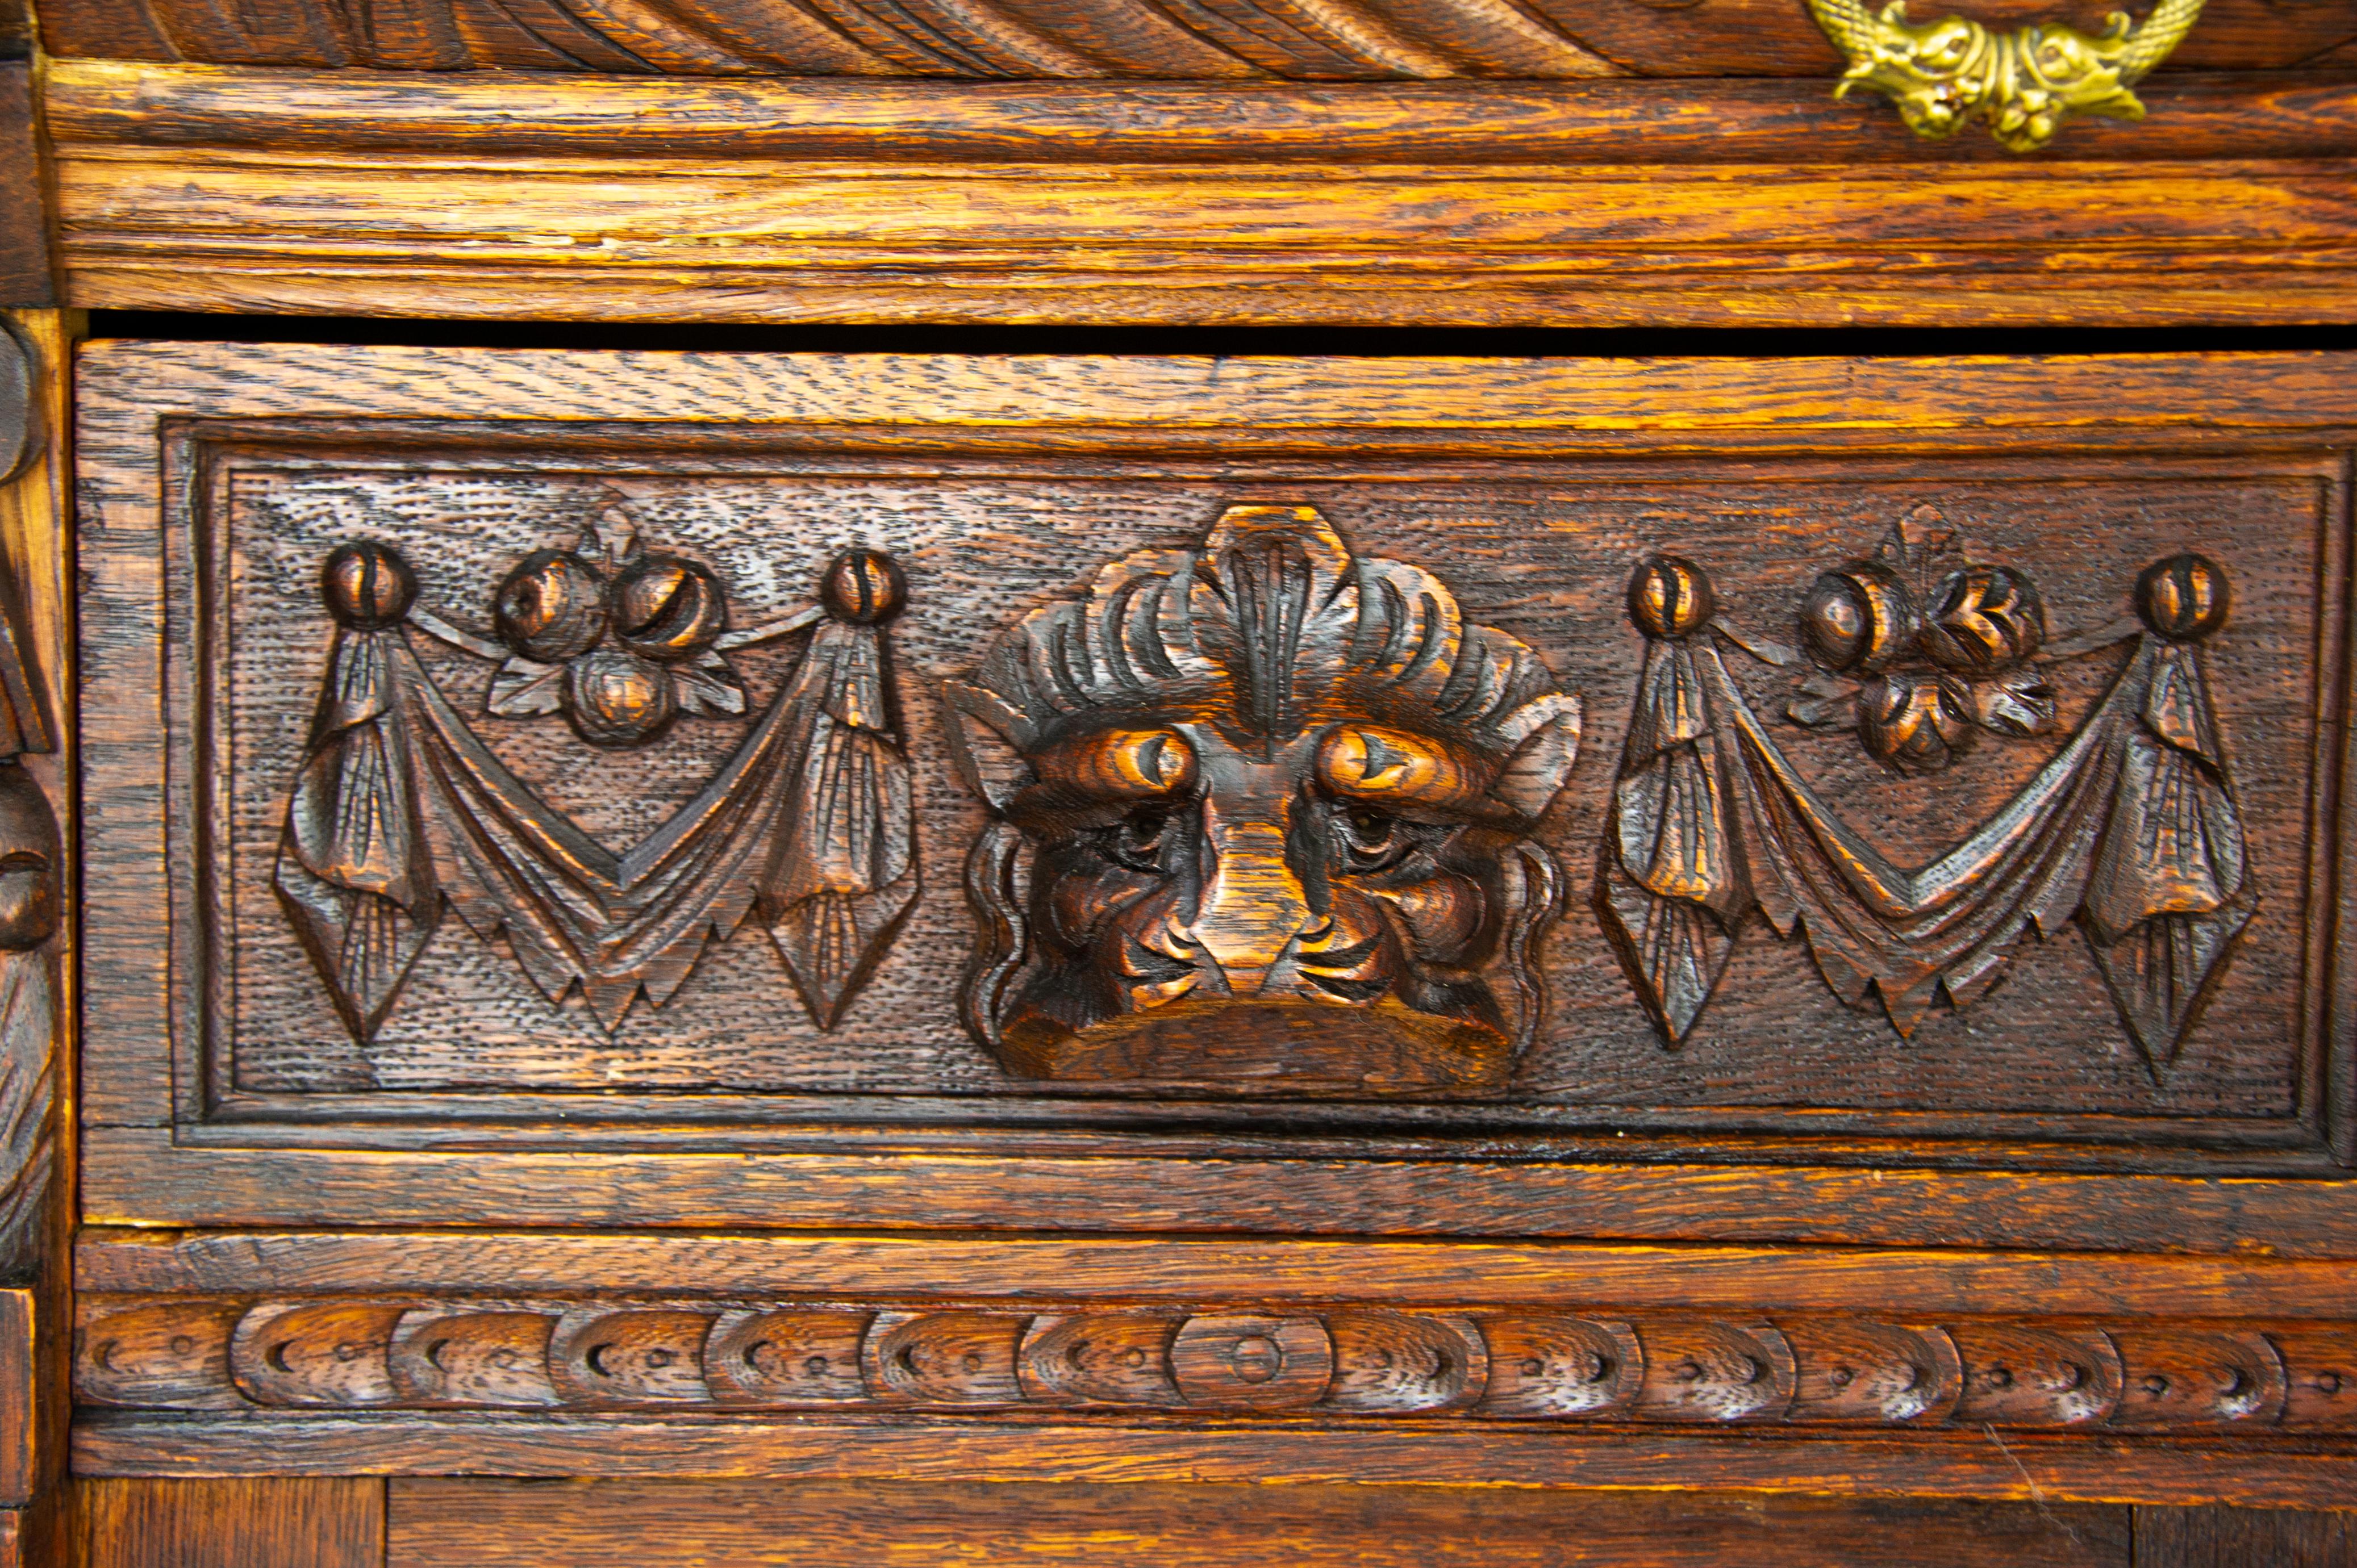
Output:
left=184, top=464, right=2327, bottom=1113
left=73, top=348, right=2357, bottom=1221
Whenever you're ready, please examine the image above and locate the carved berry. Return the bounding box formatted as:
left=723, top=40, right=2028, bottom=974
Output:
left=1625, top=555, right=1714, bottom=641
left=2137, top=553, right=2230, bottom=643
left=494, top=549, right=608, bottom=663
left=1859, top=671, right=1978, bottom=774
left=1801, top=561, right=1916, bottom=676
left=320, top=540, right=416, bottom=632
left=565, top=649, right=675, bottom=748
left=822, top=549, right=906, bottom=626
left=611, top=555, right=727, bottom=661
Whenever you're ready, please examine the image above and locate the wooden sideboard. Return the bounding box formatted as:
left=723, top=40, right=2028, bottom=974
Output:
left=0, top=0, right=2350, bottom=1560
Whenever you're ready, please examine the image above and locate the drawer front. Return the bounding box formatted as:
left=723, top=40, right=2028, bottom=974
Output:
left=63, top=342, right=2357, bottom=1499
left=74, top=345, right=2357, bottom=1209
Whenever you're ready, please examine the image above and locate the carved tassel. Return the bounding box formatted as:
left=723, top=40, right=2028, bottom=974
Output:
left=762, top=551, right=917, bottom=1028
left=2082, top=555, right=2253, bottom=1073
left=273, top=543, right=444, bottom=1043
left=1598, top=558, right=1750, bottom=1044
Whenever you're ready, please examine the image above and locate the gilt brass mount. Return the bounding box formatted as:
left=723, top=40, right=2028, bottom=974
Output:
left=1804, top=0, right=2203, bottom=151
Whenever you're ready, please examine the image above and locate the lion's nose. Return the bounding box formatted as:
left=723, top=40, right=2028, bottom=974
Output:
left=1186, top=801, right=1311, bottom=995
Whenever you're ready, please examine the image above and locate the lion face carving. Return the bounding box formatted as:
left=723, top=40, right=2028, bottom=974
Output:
left=946, top=506, right=1580, bottom=1092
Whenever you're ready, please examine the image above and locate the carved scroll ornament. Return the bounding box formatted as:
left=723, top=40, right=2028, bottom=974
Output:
left=1600, top=529, right=2250, bottom=1073
left=274, top=517, right=916, bottom=1041
left=1805, top=0, right=2204, bottom=151
left=946, top=505, right=1580, bottom=1092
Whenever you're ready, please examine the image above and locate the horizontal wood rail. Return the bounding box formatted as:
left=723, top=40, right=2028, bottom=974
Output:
left=45, top=62, right=2357, bottom=327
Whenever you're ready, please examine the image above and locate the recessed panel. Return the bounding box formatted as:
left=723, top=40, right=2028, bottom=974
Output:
left=194, top=457, right=2322, bottom=1124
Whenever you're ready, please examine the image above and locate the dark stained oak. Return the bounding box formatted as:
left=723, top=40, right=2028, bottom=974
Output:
left=81, top=1478, right=385, bottom=1568
left=29, top=0, right=2357, bottom=1537
left=50, top=62, right=2357, bottom=165
left=2134, top=1504, right=2357, bottom=1566
left=54, top=341, right=2357, bottom=1519
left=68, top=1413, right=2357, bottom=1509
left=944, top=502, right=1581, bottom=1089
left=0, top=311, right=74, bottom=1568
left=76, top=1286, right=2357, bottom=1436
left=0, top=70, right=48, bottom=310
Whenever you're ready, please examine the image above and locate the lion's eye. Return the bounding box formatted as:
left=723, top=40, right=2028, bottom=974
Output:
left=1338, top=805, right=1409, bottom=872
left=1108, top=809, right=1170, bottom=871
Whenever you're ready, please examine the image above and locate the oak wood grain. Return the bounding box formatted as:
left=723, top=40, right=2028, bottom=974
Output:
left=70, top=1130, right=2357, bottom=1255
left=383, top=1478, right=2130, bottom=1567
left=68, top=1413, right=2357, bottom=1508
left=0, top=1292, right=27, bottom=1508
left=70, top=1285, right=2355, bottom=1433
left=32, top=0, right=2357, bottom=78
left=74, top=1230, right=2357, bottom=1319
left=0, top=312, right=72, bottom=1568
left=81, top=1477, right=384, bottom=1568
left=0, top=70, right=49, bottom=309
left=49, top=62, right=2357, bottom=165
left=2134, top=1504, right=2357, bottom=1566
left=47, top=64, right=2357, bottom=327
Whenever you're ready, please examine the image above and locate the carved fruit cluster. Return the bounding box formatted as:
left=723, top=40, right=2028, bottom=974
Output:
left=1789, top=512, right=2056, bottom=773
left=487, top=524, right=743, bottom=747
left=76, top=1296, right=2356, bottom=1435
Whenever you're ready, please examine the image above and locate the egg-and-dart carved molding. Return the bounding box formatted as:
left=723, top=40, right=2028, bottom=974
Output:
left=74, top=1296, right=2357, bottom=1435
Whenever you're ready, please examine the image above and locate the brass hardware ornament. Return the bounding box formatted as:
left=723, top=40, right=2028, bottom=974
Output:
left=1804, top=0, right=2204, bottom=151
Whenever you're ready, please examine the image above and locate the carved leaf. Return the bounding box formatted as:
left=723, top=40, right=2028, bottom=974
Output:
left=485, top=655, right=566, bottom=717
left=671, top=649, right=748, bottom=717
left=1189, top=504, right=1360, bottom=745
left=1784, top=675, right=1858, bottom=733
left=1968, top=668, right=2059, bottom=738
